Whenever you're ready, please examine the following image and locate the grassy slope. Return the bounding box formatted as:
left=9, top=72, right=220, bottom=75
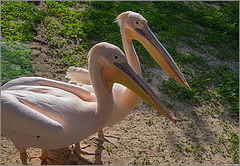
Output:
left=1, top=1, right=239, bottom=164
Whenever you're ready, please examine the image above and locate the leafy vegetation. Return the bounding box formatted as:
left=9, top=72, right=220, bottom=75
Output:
left=1, top=1, right=45, bottom=41
left=1, top=42, right=32, bottom=84
left=229, top=132, right=239, bottom=163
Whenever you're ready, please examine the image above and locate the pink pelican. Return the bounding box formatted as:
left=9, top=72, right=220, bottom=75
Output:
left=1, top=42, right=176, bottom=165
left=66, top=11, right=190, bottom=149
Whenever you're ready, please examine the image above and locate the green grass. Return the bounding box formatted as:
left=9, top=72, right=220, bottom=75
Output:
left=160, top=64, right=239, bottom=116
left=1, top=42, right=32, bottom=84
left=142, top=155, right=151, bottom=165
left=229, top=132, right=239, bottom=164
left=146, top=118, right=154, bottom=126
left=1, top=1, right=45, bottom=41
left=191, top=144, right=206, bottom=160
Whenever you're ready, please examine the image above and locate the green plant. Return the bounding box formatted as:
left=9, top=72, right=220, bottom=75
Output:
left=142, top=155, right=151, bottom=165
left=1, top=1, right=45, bottom=41
left=229, top=132, right=239, bottom=164
left=133, top=158, right=137, bottom=165
left=146, top=118, right=154, bottom=126
left=105, top=145, right=113, bottom=155
left=191, top=144, right=205, bottom=160
left=214, top=65, right=239, bottom=113
left=1, top=42, right=32, bottom=84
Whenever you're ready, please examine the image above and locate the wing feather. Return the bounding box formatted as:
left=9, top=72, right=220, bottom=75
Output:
left=66, top=67, right=91, bottom=85
left=1, top=92, right=64, bottom=141
left=2, top=77, right=95, bottom=102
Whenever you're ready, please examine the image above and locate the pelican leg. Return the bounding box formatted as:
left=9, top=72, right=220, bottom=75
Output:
left=74, top=142, right=97, bottom=155
left=40, top=149, right=48, bottom=165
left=20, top=151, right=27, bottom=165
left=73, top=142, right=99, bottom=163
left=91, top=130, right=119, bottom=148
left=30, top=149, right=63, bottom=165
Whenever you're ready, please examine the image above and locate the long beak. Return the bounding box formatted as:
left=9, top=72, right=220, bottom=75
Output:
left=134, top=26, right=191, bottom=90
left=114, top=61, right=176, bottom=124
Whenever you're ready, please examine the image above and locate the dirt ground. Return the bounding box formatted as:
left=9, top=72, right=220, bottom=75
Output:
left=1, top=36, right=238, bottom=165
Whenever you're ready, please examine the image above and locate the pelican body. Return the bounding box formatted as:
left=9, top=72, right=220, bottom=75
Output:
left=1, top=42, right=176, bottom=164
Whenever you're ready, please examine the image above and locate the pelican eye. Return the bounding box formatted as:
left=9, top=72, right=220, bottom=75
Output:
left=36, top=136, right=40, bottom=138
left=115, top=56, right=118, bottom=59
left=136, top=21, right=139, bottom=24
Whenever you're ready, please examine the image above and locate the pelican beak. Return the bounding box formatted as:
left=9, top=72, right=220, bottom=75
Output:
left=114, top=61, right=176, bottom=124
left=133, top=26, right=191, bottom=90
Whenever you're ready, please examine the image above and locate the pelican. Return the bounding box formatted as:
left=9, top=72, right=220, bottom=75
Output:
left=66, top=11, right=190, bottom=147
left=1, top=42, right=176, bottom=165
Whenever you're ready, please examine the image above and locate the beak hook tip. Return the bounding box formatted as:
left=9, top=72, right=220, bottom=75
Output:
left=186, top=85, right=191, bottom=91
left=183, top=82, right=191, bottom=91
left=172, top=118, right=177, bottom=125
left=174, top=119, right=177, bottom=125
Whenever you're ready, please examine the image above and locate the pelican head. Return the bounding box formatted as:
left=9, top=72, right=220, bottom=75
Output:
left=116, top=11, right=191, bottom=90
left=89, top=42, right=176, bottom=123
